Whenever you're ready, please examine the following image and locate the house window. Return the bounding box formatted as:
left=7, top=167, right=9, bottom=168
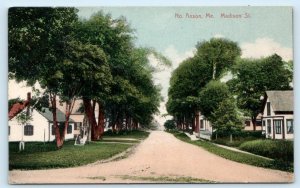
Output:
left=74, top=122, right=82, bottom=130
left=286, top=119, right=293, bottom=134
left=256, top=120, right=262, bottom=126
left=267, top=119, right=271, bottom=134
left=200, top=120, right=204, bottom=129
left=8, top=126, right=10, bottom=135
left=67, top=124, right=72, bottom=134
left=245, top=121, right=250, bottom=126
left=267, top=102, right=271, bottom=116
left=52, top=124, right=55, bottom=135
left=24, top=124, right=33, bottom=136
left=274, top=120, right=282, bottom=134
left=262, top=120, right=266, bottom=127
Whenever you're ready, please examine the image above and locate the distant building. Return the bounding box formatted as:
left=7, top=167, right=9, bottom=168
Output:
left=194, top=112, right=213, bottom=140
left=261, top=90, right=293, bottom=140
left=243, top=113, right=263, bottom=131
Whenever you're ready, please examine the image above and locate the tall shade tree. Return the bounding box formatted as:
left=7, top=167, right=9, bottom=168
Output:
left=9, top=7, right=79, bottom=148
left=61, top=40, right=112, bottom=141
left=167, top=57, right=211, bottom=131
left=198, top=80, right=231, bottom=121
left=75, top=12, right=166, bottom=136
left=195, top=38, right=241, bottom=80
left=105, top=47, right=163, bottom=132
left=73, top=12, right=134, bottom=139
left=211, top=97, right=243, bottom=141
left=229, top=54, right=292, bottom=130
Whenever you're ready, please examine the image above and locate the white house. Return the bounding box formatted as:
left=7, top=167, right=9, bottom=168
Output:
left=261, top=90, right=294, bottom=140
left=9, top=106, right=76, bottom=142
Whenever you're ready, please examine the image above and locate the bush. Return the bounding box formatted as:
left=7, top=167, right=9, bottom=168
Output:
left=164, top=119, right=176, bottom=131
left=212, top=130, right=264, bottom=139
left=9, top=141, right=57, bottom=153
left=239, top=139, right=294, bottom=161
left=103, top=129, right=129, bottom=136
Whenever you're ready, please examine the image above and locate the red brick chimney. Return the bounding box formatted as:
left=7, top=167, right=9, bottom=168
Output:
left=27, top=92, right=31, bottom=101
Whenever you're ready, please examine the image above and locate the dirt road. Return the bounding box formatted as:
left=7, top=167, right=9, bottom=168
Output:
left=9, top=131, right=293, bottom=184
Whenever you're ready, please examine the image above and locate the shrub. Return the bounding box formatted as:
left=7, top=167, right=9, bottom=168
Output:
left=164, top=119, right=176, bottom=131
left=239, top=139, right=294, bottom=161
left=9, top=141, right=57, bottom=153
left=212, top=130, right=264, bottom=139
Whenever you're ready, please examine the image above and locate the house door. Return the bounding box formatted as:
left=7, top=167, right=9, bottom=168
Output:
left=274, top=119, right=283, bottom=139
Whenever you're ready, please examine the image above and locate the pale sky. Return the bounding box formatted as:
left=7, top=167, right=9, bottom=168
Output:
left=77, top=7, right=293, bottom=125
left=9, top=7, right=293, bottom=126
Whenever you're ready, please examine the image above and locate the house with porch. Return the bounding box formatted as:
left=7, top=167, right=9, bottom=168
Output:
left=261, top=90, right=294, bottom=140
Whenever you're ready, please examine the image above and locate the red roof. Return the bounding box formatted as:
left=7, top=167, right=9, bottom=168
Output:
left=8, top=92, right=31, bottom=120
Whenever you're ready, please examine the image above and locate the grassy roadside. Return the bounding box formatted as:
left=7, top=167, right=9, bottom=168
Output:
left=118, top=175, right=214, bottom=183
left=168, top=131, right=293, bottom=172
left=9, top=130, right=150, bottom=170
left=102, top=130, right=150, bottom=140
left=9, top=142, right=132, bottom=170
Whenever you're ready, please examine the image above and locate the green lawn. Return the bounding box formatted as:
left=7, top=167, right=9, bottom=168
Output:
left=9, top=142, right=132, bottom=170
left=212, top=136, right=260, bottom=148
left=9, top=130, right=150, bottom=170
left=239, top=139, right=293, bottom=161
left=168, top=131, right=293, bottom=172
left=100, top=139, right=140, bottom=143
left=102, top=130, right=150, bottom=140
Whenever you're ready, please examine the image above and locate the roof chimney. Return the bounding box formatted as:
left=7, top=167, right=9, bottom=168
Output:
left=27, top=92, right=31, bottom=101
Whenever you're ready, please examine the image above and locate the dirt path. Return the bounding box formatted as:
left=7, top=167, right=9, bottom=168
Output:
left=9, top=131, right=293, bottom=184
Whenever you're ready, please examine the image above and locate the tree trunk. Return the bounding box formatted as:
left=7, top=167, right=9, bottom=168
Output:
left=83, top=98, right=98, bottom=141
left=50, top=93, right=63, bottom=149
left=230, top=133, right=233, bottom=143
left=125, top=114, right=129, bottom=130
left=251, top=116, right=257, bottom=131
left=133, top=119, right=138, bottom=130
left=97, top=102, right=105, bottom=139
left=192, top=114, right=195, bottom=133
left=195, top=111, right=199, bottom=133
left=62, top=99, right=76, bottom=141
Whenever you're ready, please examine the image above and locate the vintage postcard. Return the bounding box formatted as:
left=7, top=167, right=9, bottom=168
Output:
left=8, top=6, right=293, bottom=184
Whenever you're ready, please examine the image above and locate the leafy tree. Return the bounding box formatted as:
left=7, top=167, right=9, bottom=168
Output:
left=198, top=80, right=231, bottom=121
left=229, top=54, right=292, bottom=130
left=211, top=97, right=243, bottom=142
left=167, top=58, right=212, bottom=131
left=167, top=38, right=241, bottom=132
left=60, top=40, right=112, bottom=141
left=9, top=7, right=79, bottom=148
left=71, top=11, right=134, bottom=139
left=105, top=47, right=164, bottom=132
left=195, top=38, right=241, bottom=80
left=164, top=119, right=176, bottom=131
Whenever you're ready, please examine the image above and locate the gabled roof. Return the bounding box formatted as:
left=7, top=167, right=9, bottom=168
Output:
left=8, top=92, right=31, bottom=120
left=8, top=101, right=30, bottom=120
left=265, top=90, right=293, bottom=112
left=39, top=108, right=75, bottom=122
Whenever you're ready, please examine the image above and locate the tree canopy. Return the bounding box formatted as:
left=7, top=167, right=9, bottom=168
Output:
left=195, top=38, right=241, bottom=80
left=229, top=54, right=292, bottom=130
left=8, top=8, right=166, bottom=148
left=198, top=80, right=231, bottom=121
